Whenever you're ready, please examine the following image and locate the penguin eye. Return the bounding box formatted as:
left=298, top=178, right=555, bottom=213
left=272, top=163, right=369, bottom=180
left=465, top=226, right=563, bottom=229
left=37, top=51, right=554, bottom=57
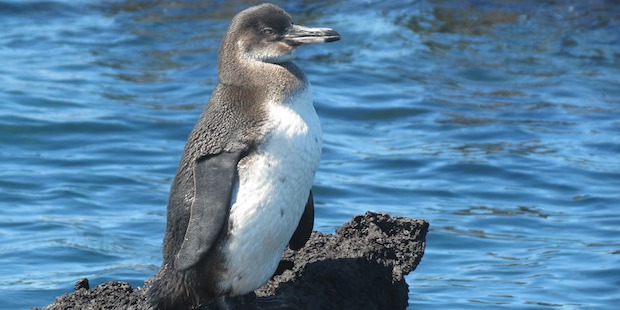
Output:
left=261, top=27, right=276, bottom=35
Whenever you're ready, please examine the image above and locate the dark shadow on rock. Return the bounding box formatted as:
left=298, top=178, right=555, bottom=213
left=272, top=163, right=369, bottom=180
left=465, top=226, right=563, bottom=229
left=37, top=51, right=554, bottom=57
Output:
left=36, top=212, right=429, bottom=310
left=254, top=258, right=409, bottom=310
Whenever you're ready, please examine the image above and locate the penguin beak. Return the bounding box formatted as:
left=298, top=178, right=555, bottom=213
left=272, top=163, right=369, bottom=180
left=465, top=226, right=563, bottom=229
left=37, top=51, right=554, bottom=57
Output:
left=284, top=24, right=341, bottom=46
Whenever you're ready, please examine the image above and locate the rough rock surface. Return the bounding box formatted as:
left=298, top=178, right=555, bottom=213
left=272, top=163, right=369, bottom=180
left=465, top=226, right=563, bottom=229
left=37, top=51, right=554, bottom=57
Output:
left=36, top=212, right=428, bottom=310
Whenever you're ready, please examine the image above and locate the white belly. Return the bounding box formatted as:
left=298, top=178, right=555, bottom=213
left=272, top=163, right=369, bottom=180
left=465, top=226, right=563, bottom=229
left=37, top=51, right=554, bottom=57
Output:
left=217, top=88, right=322, bottom=295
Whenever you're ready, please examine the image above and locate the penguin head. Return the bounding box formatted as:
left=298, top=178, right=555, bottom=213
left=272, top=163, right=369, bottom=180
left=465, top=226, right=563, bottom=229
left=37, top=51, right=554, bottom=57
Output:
left=222, top=3, right=340, bottom=64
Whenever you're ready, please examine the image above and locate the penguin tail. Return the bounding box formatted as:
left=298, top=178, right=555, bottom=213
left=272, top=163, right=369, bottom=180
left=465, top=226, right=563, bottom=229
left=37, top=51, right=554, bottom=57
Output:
left=145, top=264, right=203, bottom=310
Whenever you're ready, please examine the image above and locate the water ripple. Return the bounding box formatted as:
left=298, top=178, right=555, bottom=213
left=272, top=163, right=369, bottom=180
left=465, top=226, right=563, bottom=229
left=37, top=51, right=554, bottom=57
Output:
left=1, top=0, right=620, bottom=309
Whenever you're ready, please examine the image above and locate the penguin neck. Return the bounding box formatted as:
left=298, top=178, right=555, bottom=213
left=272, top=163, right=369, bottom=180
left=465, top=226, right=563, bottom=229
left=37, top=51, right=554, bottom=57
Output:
left=218, top=48, right=308, bottom=101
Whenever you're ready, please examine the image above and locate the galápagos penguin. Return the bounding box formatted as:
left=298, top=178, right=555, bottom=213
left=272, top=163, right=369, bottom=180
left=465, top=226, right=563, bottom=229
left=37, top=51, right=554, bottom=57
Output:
left=146, top=3, right=340, bottom=309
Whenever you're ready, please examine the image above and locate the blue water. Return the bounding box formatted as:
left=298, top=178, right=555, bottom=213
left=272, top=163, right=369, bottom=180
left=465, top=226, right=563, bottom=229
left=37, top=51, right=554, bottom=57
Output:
left=1, top=0, right=619, bottom=309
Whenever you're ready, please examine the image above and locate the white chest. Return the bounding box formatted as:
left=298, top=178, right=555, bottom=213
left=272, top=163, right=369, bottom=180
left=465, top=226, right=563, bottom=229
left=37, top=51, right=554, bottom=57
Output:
left=217, top=88, right=322, bottom=295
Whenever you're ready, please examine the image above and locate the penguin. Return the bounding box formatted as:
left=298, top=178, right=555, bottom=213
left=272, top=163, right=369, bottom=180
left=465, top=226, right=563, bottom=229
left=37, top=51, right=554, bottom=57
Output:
left=146, top=3, right=340, bottom=309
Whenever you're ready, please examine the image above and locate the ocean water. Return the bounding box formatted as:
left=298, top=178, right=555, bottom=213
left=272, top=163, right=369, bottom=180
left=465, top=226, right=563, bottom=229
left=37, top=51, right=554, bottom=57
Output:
left=1, top=0, right=619, bottom=309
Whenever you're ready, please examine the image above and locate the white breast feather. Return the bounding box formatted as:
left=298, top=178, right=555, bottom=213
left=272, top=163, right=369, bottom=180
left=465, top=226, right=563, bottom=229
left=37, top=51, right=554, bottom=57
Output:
left=217, top=87, right=322, bottom=295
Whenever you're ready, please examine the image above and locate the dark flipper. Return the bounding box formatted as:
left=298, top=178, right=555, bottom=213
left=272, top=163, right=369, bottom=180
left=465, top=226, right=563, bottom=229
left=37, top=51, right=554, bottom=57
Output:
left=175, top=150, right=243, bottom=271
left=288, top=191, right=315, bottom=250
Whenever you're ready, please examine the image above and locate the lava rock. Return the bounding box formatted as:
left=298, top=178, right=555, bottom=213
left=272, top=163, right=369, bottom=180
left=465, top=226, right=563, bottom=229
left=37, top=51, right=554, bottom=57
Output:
left=36, top=212, right=428, bottom=310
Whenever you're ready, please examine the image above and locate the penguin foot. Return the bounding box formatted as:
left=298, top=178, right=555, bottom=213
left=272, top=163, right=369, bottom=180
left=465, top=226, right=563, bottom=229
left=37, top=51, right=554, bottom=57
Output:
left=215, top=293, right=256, bottom=310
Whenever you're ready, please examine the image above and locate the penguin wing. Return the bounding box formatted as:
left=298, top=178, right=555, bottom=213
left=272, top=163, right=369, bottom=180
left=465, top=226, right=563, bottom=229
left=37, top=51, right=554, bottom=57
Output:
left=174, top=150, right=244, bottom=271
left=288, top=191, right=315, bottom=250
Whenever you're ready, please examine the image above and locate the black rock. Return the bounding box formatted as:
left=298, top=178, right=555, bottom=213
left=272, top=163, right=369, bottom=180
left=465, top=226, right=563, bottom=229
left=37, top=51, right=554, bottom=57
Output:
left=36, top=212, right=428, bottom=310
left=73, top=278, right=89, bottom=291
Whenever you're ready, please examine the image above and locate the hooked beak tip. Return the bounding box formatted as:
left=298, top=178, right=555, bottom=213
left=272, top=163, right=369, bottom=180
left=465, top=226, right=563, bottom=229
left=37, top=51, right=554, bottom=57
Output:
left=285, top=26, right=341, bottom=46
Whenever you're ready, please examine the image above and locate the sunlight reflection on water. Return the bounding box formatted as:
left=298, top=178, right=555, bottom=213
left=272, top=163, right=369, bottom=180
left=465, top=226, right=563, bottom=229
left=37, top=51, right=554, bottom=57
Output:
left=1, top=0, right=619, bottom=309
